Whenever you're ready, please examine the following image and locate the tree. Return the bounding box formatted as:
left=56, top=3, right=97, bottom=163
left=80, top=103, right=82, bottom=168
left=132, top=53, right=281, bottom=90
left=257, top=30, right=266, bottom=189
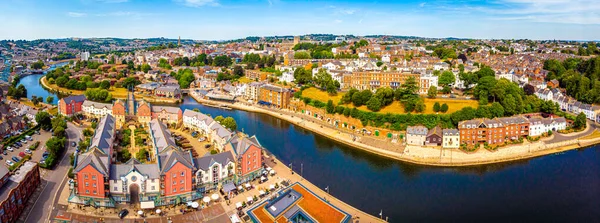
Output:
left=46, top=96, right=54, bottom=104
left=427, top=86, right=437, bottom=98
left=233, top=65, right=244, bottom=77
left=523, top=84, right=535, bottom=95
left=433, top=102, right=441, bottom=112
left=31, top=96, right=40, bottom=106
left=136, top=148, right=149, bottom=162
left=31, top=60, right=44, bottom=70
left=119, top=149, right=132, bottom=162
left=141, top=64, right=151, bottom=73
left=214, top=115, right=225, bottom=123
left=490, top=102, right=505, bottom=118
left=326, top=100, right=335, bottom=114
left=366, top=97, right=382, bottom=112
left=352, top=90, right=372, bottom=107
left=46, top=137, right=66, bottom=156
left=221, top=117, right=238, bottom=131
left=293, top=68, right=312, bottom=84
left=439, top=71, right=456, bottom=87
left=574, top=112, right=587, bottom=129
left=122, top=77, right=141, bottom=89
left=294, top=51, right=311, bottom=59
left=414, top=98, right=426, bottom=113
left=213, top=55, right=232, bottom=67
left=440, top=103, right=449, bottom=113
left=53, top=126, right=66, bottom=138
left=36, top=112, right=52, bottom=130
left=99, top=80, right=111, bottom=90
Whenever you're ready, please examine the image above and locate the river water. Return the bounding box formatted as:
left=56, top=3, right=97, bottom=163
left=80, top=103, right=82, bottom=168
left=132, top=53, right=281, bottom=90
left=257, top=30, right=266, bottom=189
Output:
left=15, top=62, right=69, bottom=105
left=19, top=74, right=600, bottom=221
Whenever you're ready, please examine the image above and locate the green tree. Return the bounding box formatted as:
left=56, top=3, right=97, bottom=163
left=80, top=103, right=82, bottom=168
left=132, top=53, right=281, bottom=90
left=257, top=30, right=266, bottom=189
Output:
left=440, top=103, right=449, bottom=113
left=221, top=117, right=238, bottom=131
left=439, top=71, right=456, bottom=87
left=433, top=102, right=441, bottom=112
left=99, top=80, right=111, bottom=90
left=366, top=97, right=382, bottom=112
left=31, top=60, right=44, bottom=70
left=141, top=63, right=151, bottom=73
left=46, top=96, right=54, bottom=104
left=233, top=65, right=244, bottom=77
left=427, top=86, right=437, bottom=98
left=36, top=112, right=52, bottom=130
left=293, top=68, right=312, bottom=84
left=119, top=149, right=132, bottom=162
left=326, top=100, right=335, bottom=114
left=294, top=51, right=311, bottom=59
left=136, top=148, right=149, bottom=162
left=213, top=55, right=232, bottom=67
left=574, top=112, right=587, bottom=129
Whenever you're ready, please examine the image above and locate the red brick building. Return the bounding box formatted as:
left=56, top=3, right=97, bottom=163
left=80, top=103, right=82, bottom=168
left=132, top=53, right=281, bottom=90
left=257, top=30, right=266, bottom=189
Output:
left=137, top=101, right=152, bottom=123
left=0, top=162, right=40, bottom=223
left=459, top=119, right=506, bottom=146
left=225, top=134, right=264, bottom=183
left=112, top=100, right=126, bottom=127
left=59, top=95, right=86, bottom=116
left=497, top=116, right=530, bottom=140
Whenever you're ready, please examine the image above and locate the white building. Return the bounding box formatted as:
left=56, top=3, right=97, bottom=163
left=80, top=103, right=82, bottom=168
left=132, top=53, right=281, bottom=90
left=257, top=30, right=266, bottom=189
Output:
left=381, top=54, right=391, bottom=63
left=182, top=109, right=215, bottom=135
left=442, top=129, right=460, bottom=149
left=406, top=126, right=428, bottom=146
left=245, top=82, right=263, bottom=102
left=528, top=117, right=567, bottom=136
left=108, top=160, right=161, bottom=203
left=193, top=151, right=236, bottom=191
left=80, top=52, right=90, bottom=61
left=433, top=62, right=450, bottom=71
left=82, top=100, right=113, bottom=119
left=280, top=71, right=295, bottom=83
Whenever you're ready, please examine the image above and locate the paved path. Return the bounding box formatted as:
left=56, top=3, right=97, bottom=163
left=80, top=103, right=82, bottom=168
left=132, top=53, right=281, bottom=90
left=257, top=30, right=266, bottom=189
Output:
left=23, top=122, right=82, bottom=223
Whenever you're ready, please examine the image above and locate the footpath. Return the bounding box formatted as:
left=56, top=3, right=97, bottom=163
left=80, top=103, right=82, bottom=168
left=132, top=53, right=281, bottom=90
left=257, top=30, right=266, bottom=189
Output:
left=191, top=95, right=600, bottom=167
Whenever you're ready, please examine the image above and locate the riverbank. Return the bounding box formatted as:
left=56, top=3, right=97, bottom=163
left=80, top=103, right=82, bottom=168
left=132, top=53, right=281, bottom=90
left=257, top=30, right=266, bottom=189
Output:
left=190, top=93, right=600, bottom=167
left=40, top=76, right=180, bottom=104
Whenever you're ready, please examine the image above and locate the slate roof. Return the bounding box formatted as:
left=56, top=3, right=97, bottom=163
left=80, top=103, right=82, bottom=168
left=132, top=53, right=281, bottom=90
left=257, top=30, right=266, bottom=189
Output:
left=74, top=150, right=110, bottom=176
left=407, top=126, right=428, bottom=135
left=442, top=129, right=459, bottom=136
left=261, top=84, right=288, bottom=93
left=182, top=109, right=214, bottom=126
left=426, top=126, right=442, bottom=137
left=151, top=106, right=181, bottom=114
left=109, top=161, right=160, bottom=180
left=226, top=135, right=262, bottom=158
left=158, top=149, right=195, bottom=174
left=82, top=100, right=113, bottom=110
left=193, top=151, right=235, bottom=171
left=89, top=114, right=116, bottom=154
left=210, top=122, right=232, bottom=139
left=62, top=95, right=86, bottom=104
left=149, top=119, right=177, bottom=154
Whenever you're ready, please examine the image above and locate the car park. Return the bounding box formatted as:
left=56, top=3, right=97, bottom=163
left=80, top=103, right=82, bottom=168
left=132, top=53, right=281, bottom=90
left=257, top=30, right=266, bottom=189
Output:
left=6, top=160, right=13, bottom=166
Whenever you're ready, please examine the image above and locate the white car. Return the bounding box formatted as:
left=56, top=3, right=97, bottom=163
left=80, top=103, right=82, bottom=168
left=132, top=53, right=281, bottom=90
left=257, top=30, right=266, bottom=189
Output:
left=6, top=147, right=13, bottom=152
left=5, top=160, right=14, bottom=166
left=25, top=149, right=32, bottom=154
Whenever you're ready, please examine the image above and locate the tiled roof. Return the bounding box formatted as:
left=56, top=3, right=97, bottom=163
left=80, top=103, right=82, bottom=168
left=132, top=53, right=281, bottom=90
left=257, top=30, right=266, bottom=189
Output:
left=193, top=151, right=234, bottom=171
left=89, top=115, right=116, bottom=154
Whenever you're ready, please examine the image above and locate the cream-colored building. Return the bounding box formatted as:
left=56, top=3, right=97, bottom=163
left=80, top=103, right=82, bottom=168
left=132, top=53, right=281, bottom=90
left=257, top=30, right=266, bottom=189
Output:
left=108, top=159, right=161, bottom=204
left=442, top=129, right=460, bottom=149
left=82, top=100, right=113, bottom=119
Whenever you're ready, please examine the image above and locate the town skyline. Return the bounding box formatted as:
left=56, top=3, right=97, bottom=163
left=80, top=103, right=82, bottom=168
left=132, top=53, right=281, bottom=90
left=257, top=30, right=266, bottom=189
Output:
left=2, top=0, right=599, bottom=41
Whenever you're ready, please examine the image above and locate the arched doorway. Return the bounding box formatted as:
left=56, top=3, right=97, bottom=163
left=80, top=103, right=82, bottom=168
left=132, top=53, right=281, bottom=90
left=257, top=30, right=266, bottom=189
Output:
left=129, top=184, right=140, bottom=204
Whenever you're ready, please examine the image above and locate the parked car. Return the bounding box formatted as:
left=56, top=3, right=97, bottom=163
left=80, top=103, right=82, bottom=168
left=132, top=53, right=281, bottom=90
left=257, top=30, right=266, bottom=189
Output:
left=6, top=160, right=14, bottom=166
left=42, top=151, right=50, bottom=159
left=71, top=142, right=76, bottom=147
left=20, top=139, right=27, bottom=144
left=0, top=156, right=3, bottom=160
left=6, top=147, right=13, bottom=152
left=18, top=152, right=26, bottom=158
left=25, top=149, right=32, bottom=154
left=14, top=142, right=21, bottom=147
left=11, top=156, right=20, bottom=162
left=2, top=150, right=7, bottom=155
left=118, top=209, right=129, bottom=219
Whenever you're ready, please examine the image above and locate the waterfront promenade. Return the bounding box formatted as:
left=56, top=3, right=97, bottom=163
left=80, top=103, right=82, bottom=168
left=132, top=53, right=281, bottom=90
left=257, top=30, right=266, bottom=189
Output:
left=190, top=94, right=600, bottom=167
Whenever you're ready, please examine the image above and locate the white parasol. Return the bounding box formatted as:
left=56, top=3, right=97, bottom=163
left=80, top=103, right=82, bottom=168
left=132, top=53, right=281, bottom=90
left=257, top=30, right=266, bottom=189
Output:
left=137, top=210, right=144, bottom=215
left=155, top=209, right=161, bottom=214
left=235, top=202, right=242, bottom=208
left=247, top=196, right=253, bottom=202
left=211, top=193, right=219, bottom=201
left=191, top=202, right=199, bottom=209
left=203, top=196, right=211, bottom=203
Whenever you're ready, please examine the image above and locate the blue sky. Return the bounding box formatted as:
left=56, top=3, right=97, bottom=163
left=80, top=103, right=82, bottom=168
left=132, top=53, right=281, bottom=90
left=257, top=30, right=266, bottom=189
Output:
left=1, top=0, right=599, bottom=40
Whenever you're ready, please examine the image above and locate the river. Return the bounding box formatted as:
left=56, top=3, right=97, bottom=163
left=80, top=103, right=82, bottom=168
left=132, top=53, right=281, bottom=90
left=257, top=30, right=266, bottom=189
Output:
left=15, top=62, right=69, bottom=105
left=20, top=74, right=600, bottom=221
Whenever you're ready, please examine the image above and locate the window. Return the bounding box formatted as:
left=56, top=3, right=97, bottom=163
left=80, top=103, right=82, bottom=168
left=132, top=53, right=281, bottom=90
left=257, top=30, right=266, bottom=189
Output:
left=173, top=188, right=176, bottom=192
left=84, top=174, right=88, bottom=179
left=172, top=174, right=176, bottom=178
left=151, top=186, right=155, bottom=190
left=173, top=181, right=176, bottom=185
left=114, top=187, right=118, bottom=191
left=85, top=182, right=89, bottom=187
left=86, top=190, right=90, bottom=194
left=92, top=175, right=96, bottom=180
left=93, top=190, right=97, bottom=194
left=181, top=172, right=185, bottom=176
left=180, top=187, right=184, bottom=192
left=93, top=183, right=96, bottom=187
left=180, top=180, right=184, bottom=184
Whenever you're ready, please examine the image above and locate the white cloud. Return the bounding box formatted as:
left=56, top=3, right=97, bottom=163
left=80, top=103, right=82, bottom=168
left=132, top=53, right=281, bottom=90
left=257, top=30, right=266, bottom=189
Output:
left=267, top=0, right=280, bottom=6
left=419, top=2, right=426, bottom=7
left=174, top=0, right=219, bottom=7
left=94, top=11, right=158, bottom=18
left=67, top=12, right=87, bottom=17
left=334, top=19, right=343, bottom=24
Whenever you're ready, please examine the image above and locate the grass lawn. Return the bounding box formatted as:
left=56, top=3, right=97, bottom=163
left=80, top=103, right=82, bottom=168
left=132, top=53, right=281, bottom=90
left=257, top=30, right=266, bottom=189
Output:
left=109, top=87, right=129, bottom=98
left=42, top=76, right=130, bottom=99
left=237, top=76, right=253, bottom=84
left=48, top=107, right=58, bottom=115
left=580, top=130, right=600, bottom=140
left=302, top=87, right=479, bottom=114
left=302, top=87, right=344, bottom=104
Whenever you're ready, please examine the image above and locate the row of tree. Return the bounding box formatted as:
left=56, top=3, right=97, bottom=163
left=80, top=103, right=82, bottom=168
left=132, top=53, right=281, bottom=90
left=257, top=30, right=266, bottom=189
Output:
left=339, top=77, right=424, bottom=112
left=544, top=57, right=600, bottom=104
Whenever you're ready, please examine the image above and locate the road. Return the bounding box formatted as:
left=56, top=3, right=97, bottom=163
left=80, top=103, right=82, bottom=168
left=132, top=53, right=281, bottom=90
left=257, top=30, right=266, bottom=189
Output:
left=547, top=120, right=596, bottom=143
left=23, top=122, right=82, bottom=223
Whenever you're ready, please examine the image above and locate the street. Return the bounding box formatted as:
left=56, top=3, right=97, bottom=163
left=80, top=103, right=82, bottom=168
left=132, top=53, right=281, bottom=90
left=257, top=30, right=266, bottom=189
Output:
left=23, top=122, right=82, bottom=223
